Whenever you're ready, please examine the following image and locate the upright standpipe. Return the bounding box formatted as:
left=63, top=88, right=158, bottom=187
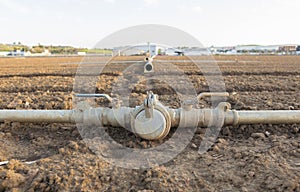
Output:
left=0, top=91, right=300, bottom=140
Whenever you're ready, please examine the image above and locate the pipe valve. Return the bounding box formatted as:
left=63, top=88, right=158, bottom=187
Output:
left=1, top=92, right=300, bottom=141
left=130, top=92, right=171, bottom=140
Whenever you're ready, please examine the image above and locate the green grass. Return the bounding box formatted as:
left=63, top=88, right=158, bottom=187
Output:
left=0, top=44, right=113, bottom=54
left=0, top=44, right=28, bottom=52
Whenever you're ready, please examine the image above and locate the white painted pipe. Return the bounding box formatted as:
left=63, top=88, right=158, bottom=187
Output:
left=1, top=108, right=300, bottom=126
left=1, top=105, right=300, bottom=140
left=0, top=110, right=75, bottom=123
left=224, top=110, right=300, bottom=126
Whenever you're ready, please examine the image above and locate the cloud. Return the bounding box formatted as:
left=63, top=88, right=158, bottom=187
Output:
left=144, top=0, right=160, bottom=6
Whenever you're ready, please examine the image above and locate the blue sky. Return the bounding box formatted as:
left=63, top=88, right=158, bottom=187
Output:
left=0, top=0, right=299, bottom=48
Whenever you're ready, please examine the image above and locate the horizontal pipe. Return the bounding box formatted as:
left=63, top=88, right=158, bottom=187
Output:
left=1, top=108, right=300, bottom=127
left=0, top=110, right=75, bottom=123
left=225, top=110, right=300, bottom=125
left=0, top=108, right=134, bottom=126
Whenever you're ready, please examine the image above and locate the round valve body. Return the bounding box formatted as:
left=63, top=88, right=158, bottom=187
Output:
left=131, top=103, right=171, bottom=140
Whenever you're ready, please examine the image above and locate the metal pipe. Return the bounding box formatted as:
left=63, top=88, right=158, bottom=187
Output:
left=0, top=110, right=76, bottom=123
left=0, top=108, right=132, bottom=125
left=0, top=101, right=300, bottom=140
left=1, top=108, right=300, bottom=126
left=224, top=110, right=300, bottom=125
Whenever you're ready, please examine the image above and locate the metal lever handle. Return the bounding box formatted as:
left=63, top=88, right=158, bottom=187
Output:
left=75, top=94, right=113, bottom=102
left=144, top=91, right=156, bottom=118
left=197, top=92, right=229, bottom=100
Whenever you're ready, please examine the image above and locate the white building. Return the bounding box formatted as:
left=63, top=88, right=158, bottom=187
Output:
left=235, top=45, right=280, bottom=53
left=0, top=51, right=10, bottom=56
left=183, top=47, right=211, bottom=56
left=113, top=44, right=183, bottom=56
left=77, top=52, right=87, bottom=56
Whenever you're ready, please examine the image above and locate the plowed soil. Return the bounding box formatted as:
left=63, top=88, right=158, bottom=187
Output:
left=0, top=55, right=299, bottom=192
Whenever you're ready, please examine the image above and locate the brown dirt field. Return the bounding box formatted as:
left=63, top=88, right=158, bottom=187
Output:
left=0, top=55, right=299, bottom=191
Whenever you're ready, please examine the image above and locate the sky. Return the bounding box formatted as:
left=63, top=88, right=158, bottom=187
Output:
left=0, top=0, right=299, bottom=48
